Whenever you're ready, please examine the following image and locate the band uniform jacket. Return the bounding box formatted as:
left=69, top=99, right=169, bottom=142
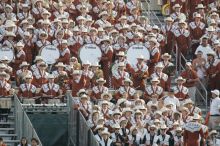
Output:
left=181, top=69, right=198, bottom=88
left=13, top=50, right=26, bottom=72
left=183, top=122, right=204, bottom=146
left=174, top=28, right=190, bottom=56
left=41, top=83, right=60, bottom=97
left=151, top=72, right=169, bottom=91
left=156, top=134, right=170, bottom=146
left=57, top=48, right=70, bottom=65
left=0, top=80, right=11, bottom=96
left=70, top=74, right=86, bottom=97
left=173, top=85, right=189, bottom=101
left=32, top=69, right=49, bottom=88
left=131, top=63, right=149, bottom=90
left=115, top=86, right=136, bottom=100
left=148, top=47, right=160, bottom=75
left=112, top=70, right=130, bottom=89
left=205, top=59, right=220, bottom=89
left=91, top=85, right=108, bottom=100
left=68, top=36, right=83, bottom=58
left=99, top=138, right=113, bottom=146
left=189, top=21, right=205, bottom=52
left=144, top=85, right=164, bottom=100
left=18, top=83, right=36, bottom=98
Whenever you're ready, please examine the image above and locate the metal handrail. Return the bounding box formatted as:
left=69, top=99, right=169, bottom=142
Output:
left=14, top=95, right=43, bottom=146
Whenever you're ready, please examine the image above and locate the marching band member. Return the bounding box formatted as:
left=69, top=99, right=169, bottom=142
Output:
left=30, top=56, right=44, bottom=72
left=17, top=4, right=33, bottom=21
left=68, top=27, right=83, bottom=57
left=94, top=125, right=105, bottom=143
left=100, top=100, right=112, bottom=120
left=115, top=78, right=136, bottom=100
left=146, top=125, right=158, bottom=146
left=56, top=40, right=70, bottom=64
left=174, top=127, right=183, bottom=146
left=112, top=51, right=131, bottom=73
left=99, top=129, right=113, bottom=146
left=53, top=2, right=69, bottom=19
left=32, top=0, right=45, bottom=21
left=147, top=38, right=161, bottom=75
left=206, top=52, right=220, bottom=90
left=90, top=62, right=104, bottom=86
left=18, top=75, right=37, bottom=103
left=12, top=42, right=26, bottom=72
left=81, top=61, right=94, bottom=88
left=95, top=11, right=111, bottom=28
left=78, top=94, right=92, bottom=120
left=0, top=72, right=11, bottom=96
left=69, top=70, right=86, bottom=97
left=52, top=62, right=68, bottom=81
left=172, top=76, right=189, bottom=101
left=32, top=62, right=49, bottom=88
left=87, top=110, right=100, bottom=131
left=151, top=63, right=169, bottom=91
left=189, top=13, right=206, bottom=53
left=132, top=55, right=149, bottom=90
left=35, top=31, right=51, bottom=56
left=183, top=99, right=201, bottom=116
left=157, top=124, right=170, bottom=146
left=170, top=4, right=186, bottom=22
left=91, top=78, right=108, bottom=101
left=98, top=92, right=114, bottom=110
left=181, top=62, right=199, bottom=102
left=144, top=77, right=164, bottom=102
left=112, top=62, right=130, bottom=89
left=183, top=114, right=205, bottom=146
left=52, top=29, right=64, bottom=49
left=161, top=17, right=175, bottom=54
left=40, top=74, right=63, bottom=104
left=16, top=61, right=32, bottom=86
left=100, top=36, right=113, bottom=87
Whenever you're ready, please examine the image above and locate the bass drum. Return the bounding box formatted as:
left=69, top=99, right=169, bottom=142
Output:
left=0, top=47, right=14, bottom=62
left=39, top=45, right=60, bottom=65
left=127, top=44, right=150, bottom=66
left=79, top=44, right=102, bottom=64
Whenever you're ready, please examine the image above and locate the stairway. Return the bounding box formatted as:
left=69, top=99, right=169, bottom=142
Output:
left=0, top=100, right=20, bottom=146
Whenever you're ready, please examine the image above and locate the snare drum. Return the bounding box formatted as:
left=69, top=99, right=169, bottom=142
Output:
left=23, top=99, right=35, bottom=104
left=126, top=44, right=150, bottom=66
left=0, top=98, right=12, bottom=109
left=79, top=44, right=102, bottom=64
left=39, top=45, right=60, bottom=65
left=0, top=47, right=14, bottom=62
left=48, top=99, right=61, bottom=104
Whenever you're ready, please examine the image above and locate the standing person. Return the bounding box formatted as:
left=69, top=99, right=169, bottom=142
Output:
left=189, top=13, right=206, bottom=54
left=208, top=89, right=220, bottom=129
left=161, top=17, right=175, bottom=54
left=173, top=20, right=190, bottom=68
left=183, top=114, right=205, bottom=146
left=181, top=62, right=199, bottom=102
left=18, top=137, right=31, bottom=146
left=100, top=36, right=113, bottom=87
left=99, top=130, right=113, bottom=146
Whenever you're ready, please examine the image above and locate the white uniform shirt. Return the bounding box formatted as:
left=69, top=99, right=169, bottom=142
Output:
left=210, top=97, right=220, bottom=115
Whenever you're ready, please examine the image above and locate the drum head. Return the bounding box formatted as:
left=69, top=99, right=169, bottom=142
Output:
left=40, top=45, right=60, bottom=65
left=127, top=44, right=150, bottom=66
left=0, top=47, right=14, bottom=62
left=79, top=44, right=102, bottom=64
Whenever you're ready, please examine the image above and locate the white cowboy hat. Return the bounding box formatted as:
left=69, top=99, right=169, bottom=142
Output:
left=186, top=62, right=192, bottom=66
left=38, top=62, right=48, bottom=67
left=20, top=19, right=29, bottom=25
left=117, top=51, right=125, bottom=56
left=34, top=56, right=43, bottom=62
left=5, top=31, right=16, bottom=37
left=176, top=127, right=182, bottom=132
left=194, top=13, right=202, bottom=18
left=112, top=123, right=120, bottom=129
left=19, top=61, right=30, bottom=68
left=0, top=64, right=6, bottom=69
left=73, top=27, right=80, bottom=32
left=76, top=16, right=85, bottom=21
left=96, top=78, right=106, bottom=83
left=5, top=4, right=13, bottom=10
left=24, top=74, right=33, bottom=79
left=160, top=124, right=167, bottom=129
left=101, top=129, right=110, bottom=136
left=151, top=77, right=160, bottom=83
left=118, top=16, right=127, bottom=21
left=47, top=74, right=55, bottom=79
left=94, top=125, right=104, bottom=131
left=101, top=100, right=109, bottom=105
left=122, top=107, right=132, bottom=113
left=162, top=53, right=171, bottom=59
left=112, top=110, right=122, bottom=116
left=80, top=94, right=89, bottom=100
left=91, top=62, right=101, bottom=67
left=98, top=11, right=108, bottom=18
left=175, top=76, right=186, bottom=83
left=118, top=35, right=126, bottom=41
left=98, top=27, right=104, bottom=32
left=178, top=20, right=187, bottom=25
left=101, top=92, right=112, bottom=100
left=76, top=89, right=87, bottom=97
left=137, top=55, right=145, bottom=60
left=55, top=62, right=66, bottom=68
left=193, top=113, right=201, bottom=120
left=152, top=25, right=160, bottom=31
left=61, top=40, right=68, bottom=44
left=72, top=70, right=81, bottom=75
left=42, top=19, right=51, bottom=25
left=100, top=36, right=111, bottom=43
left=164, top=17, right=174, bottom=22
left=183, top=99, right=194, bottom=105
left=155, top=63, right=164, bottom=68
left=196, top=4, right=205, bottom=9
left=207, top=51, right=216, bottom=57
left=206, top=26, right=215, bottom=32
left=117, top=98, right=127, bottom=106
left=0, top=56, right=10, bottom=61
left=0, top=72, right=7, bottom=76
left=16, top=42, right=24, bottom=48
left=82, top=60, right=91, bottom=66
left=149, top=38, right=158, bottom=44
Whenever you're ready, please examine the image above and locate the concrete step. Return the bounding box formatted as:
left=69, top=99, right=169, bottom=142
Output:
left=0, top=122, right=15, bottom=125
left=0, top=128, right=15, bottom=131
left=0, top=134, right=17, bottom=137
left=4, top=139, right=20, bottom=146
